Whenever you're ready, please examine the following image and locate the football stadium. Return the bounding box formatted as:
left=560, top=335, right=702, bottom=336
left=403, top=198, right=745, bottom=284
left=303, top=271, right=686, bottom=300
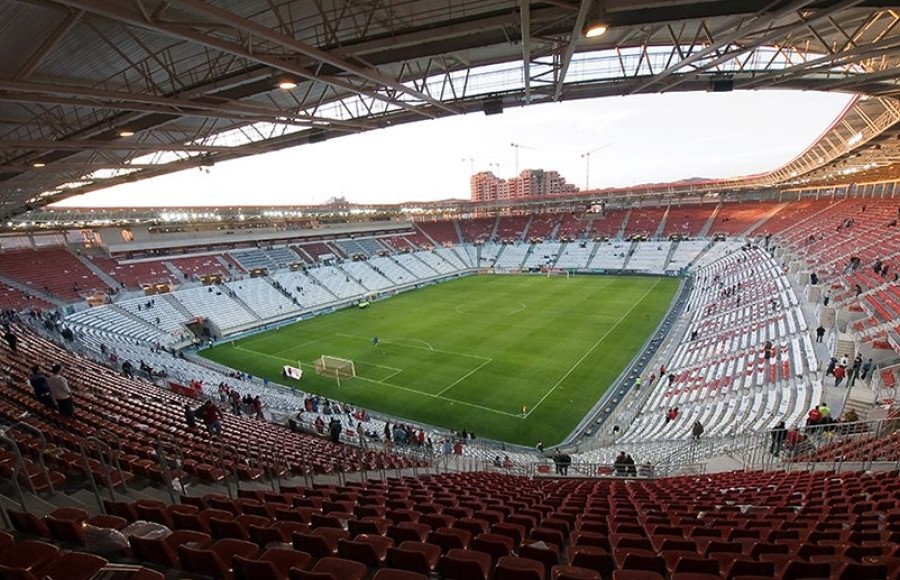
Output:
left=1, top=2, right=900, bottom=579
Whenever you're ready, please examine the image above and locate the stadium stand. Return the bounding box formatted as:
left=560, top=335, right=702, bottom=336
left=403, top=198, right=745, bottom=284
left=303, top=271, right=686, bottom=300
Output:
left=167, top=255, right=229, bottom=278
left=495, top=216, right=530, bottom=242
left=416, top=221, right=460, bottom=246
left=368, top=256, right=418, bottom=284
left=381, top=234, right=419, bottom=252
left=556, top=212, right=589, bottom=240
left=458, top=217, right=497, bottom=243
left=0, top=286, right=51, bottom=312
left=587, top=210, right=628, bottom=239
left=555, top=241, right=594, bottom=270
left=588, top=242, right=630, bottom=270
left=340, top=261, right=395, bottom=291
left=230, top=249, right=277, bottom=271
left=525, top=214, right=557, bottom=239
left=393, top=252, right=442, bottom=279
left=172, top=285, right=260, bottom=333
left=624, top=208, right=667, bottom=239
left=709, top=202, right=780, bottom=236
left=0, top=248, right=110, bottom=300
left=626, top=242, right=672, bottom=274
left=271, top=270, right=339, bottom=308
left=67, top=304, right=169, bottom=344
left=667, top=241, right=710, bottom=272
left=88, top=256, right=172, bottom=289
left=225, top=277, right=298, bottom=320
left=662, top=205, right=716, bottom=238
left=297, top=242, right=335, bottom=262
left=336, top=238, right=385, bottom=258
left=493, top=243, right=531, bottom=270
left=266, top=246, right=305, bottom=268
left=522, top=241, right=562, bottom=269
left=307, top=265, right=369, bottom=299
left=117, top=295, right=192, bottom=336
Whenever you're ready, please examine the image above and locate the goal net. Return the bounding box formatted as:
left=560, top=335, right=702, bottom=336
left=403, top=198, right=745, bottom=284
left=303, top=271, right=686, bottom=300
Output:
left=314, top=356, right=356, bottom=382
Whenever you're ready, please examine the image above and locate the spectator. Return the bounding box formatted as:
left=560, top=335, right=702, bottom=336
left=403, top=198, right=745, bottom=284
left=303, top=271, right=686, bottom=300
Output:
left=833, top=365, right=846, bottom=388
left=624, top=454, right=636, bottom=476
left=329, top=417, right=342, bottom=443
left=252, top=395, right=264, bottom=420
left=2, top=325, right=17, bottom=353
left=614, top=451, right=627, bottom=475
left=553, top=449, right=563, bottom=475
left=536, top=441, right=544, bottom=453
left=691, top=420, right=704, bottom=440
left=121, top=360, right=134, bottom=379
left=28, top=365, right=55, bottom=409
left=559, top=452, right=571, bottom=476
left=815, top=325, right=825, bottom=343
left=841, top=408, right=859, bottom=423
left=184, top=403, right=196, bottom=429
left=47, top=363, right=74, bottom=418
left=770, top=421, right=787, bottom=456
left=860, top=358, right=873, bottom=380
left=202, top=401, right=222, bottom=436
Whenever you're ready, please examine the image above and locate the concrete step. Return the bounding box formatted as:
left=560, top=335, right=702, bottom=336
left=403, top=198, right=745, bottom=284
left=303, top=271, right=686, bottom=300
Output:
left=0, top=491, right=56, bottom=516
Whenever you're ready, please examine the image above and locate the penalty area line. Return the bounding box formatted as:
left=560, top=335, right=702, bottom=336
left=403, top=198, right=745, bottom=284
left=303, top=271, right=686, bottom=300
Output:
left=435, top=358, right=493, bottom=396
left=524, top=277, right=661, bottom=419
left=352, top=375, right=522, bottom=418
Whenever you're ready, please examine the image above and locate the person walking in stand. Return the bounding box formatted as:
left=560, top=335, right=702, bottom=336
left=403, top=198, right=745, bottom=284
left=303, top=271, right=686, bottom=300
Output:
left=815, top=325, right=826, bottom=343
left=692, top=420, right=704, bottom=441
left=833, top=365, right=846, bottom=388
left=770, top=421, right=787, bottom=456
left=29, top=365, right=55, bottom=409
left=47, top=363, right=74, bottom=418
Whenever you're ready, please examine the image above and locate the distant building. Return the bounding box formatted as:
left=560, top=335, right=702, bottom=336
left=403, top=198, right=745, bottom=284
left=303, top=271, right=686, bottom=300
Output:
left=470, top=169, right=578, bottom=202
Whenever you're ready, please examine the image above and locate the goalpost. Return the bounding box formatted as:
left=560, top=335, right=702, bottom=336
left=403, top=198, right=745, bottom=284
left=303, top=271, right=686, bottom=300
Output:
left=314, top=355, right=356, bottom=386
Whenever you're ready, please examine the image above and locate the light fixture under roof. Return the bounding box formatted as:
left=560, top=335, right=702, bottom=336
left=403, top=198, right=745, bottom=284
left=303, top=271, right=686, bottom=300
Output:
left=584, top=21, right=608, bottom=38
left=584, top=0, right=609, bottom=38
left=118, top=130, right=135, bottom=137
left=277, top=80, right=298, bottom=90
left=32, top=162, right=45, bottom=168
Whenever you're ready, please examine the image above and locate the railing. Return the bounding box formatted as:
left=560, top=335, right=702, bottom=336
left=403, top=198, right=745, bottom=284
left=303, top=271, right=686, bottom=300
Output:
left=212, top=442, right=239, bottom=499
left=0, top=432, right=30, bottom=521
left=79, top=436, right=116, bottom=511
left=735, top=416, right=900, bottom=474
left=6, top=422, right=56, bottom=496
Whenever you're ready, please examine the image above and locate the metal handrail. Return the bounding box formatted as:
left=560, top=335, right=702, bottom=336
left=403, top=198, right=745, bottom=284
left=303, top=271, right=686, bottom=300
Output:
left=155, top=443, right=177, bottom=505
left=7, top=422, right=56, bottom=495
left=96, top=428, right=129, bottom=493
left=212, top=442, right=239, bottom=499
left=79, top=437, right=112, bottom=511
left=0, top=433, right=32, bottom=511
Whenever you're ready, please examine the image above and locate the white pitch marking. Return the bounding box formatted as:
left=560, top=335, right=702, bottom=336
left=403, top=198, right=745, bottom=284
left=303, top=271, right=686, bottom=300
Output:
left=525, top=278, right=662, bottom=418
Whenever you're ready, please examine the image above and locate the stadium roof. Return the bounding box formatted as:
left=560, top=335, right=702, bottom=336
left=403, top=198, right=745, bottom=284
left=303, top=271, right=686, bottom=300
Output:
left=3, top=0, right=900, bottom=218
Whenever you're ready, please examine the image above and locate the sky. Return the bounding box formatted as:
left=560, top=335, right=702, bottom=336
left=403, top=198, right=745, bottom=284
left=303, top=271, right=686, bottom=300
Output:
left=53, top=90, right=854, bottom=208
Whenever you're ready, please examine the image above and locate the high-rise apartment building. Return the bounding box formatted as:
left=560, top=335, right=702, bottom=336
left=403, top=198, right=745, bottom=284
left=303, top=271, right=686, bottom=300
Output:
left=470, top=169, right=578, bottom=201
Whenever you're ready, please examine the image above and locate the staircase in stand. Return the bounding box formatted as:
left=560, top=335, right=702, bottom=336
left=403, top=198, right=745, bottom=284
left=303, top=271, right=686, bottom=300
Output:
left=698, top=204, right=722, bottom=238
left=74, top=254, right=119, bottom=289
left=616, top=209, right=633, bottom=239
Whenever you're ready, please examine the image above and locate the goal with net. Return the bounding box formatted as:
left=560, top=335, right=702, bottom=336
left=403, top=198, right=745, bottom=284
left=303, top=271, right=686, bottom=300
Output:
left=314, top=356, right=356, bottom=384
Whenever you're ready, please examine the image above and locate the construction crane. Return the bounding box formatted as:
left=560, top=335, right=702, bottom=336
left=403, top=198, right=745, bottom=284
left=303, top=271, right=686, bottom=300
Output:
left=510, top=142, right=536, bottom=176
left=580, top=142, right=613, bottom=190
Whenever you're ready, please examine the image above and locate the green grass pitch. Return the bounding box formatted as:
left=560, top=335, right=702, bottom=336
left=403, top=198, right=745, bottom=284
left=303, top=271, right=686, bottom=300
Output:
left=201, top=274, right=678, bottom=446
